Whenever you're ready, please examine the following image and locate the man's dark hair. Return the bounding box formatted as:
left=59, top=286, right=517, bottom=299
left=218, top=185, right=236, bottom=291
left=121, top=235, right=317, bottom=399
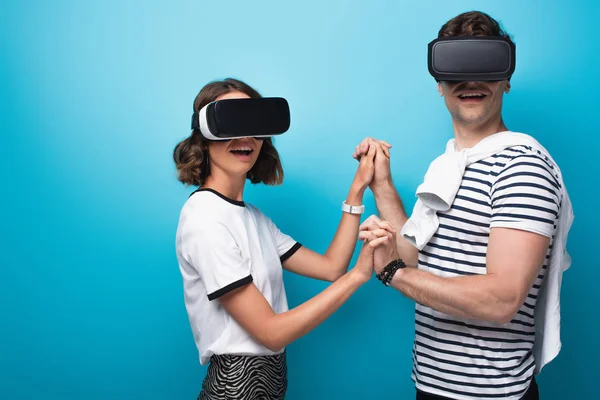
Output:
left=438, top=11, right=512, bottom=43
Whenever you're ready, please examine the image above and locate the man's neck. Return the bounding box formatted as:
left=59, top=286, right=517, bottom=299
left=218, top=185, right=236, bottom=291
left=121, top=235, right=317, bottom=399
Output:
left=452, top=117, right=508, bottom=151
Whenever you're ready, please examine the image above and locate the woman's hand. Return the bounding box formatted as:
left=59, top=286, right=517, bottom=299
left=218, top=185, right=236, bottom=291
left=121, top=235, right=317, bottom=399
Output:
left=351, top=142, right=377, bottom=192
left=352, top=232, right=392, bottom=283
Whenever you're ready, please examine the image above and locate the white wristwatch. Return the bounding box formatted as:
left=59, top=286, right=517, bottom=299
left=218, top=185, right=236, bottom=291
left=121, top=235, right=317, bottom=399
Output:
left=341, top=201, right=365, bottom=215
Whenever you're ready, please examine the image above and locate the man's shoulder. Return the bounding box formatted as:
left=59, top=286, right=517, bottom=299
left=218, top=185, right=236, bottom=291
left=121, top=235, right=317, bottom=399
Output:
left=483, top=144, right=558, bottom=177
left=487, top=144, right=562, bottom=205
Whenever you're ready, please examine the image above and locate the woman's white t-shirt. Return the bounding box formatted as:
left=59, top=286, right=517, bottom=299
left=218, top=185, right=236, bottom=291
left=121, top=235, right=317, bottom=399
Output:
left=175, top=188, right=301, bottom=365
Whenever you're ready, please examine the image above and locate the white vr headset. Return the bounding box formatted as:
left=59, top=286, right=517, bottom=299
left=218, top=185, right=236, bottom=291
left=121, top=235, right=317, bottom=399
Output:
left=191, top=97, right=291, bottom=141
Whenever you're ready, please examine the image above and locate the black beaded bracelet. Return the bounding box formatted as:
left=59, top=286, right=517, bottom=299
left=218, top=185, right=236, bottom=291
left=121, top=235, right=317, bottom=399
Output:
left=383, top=264, right=400, bottom=286
left=376, top=259, right=403, bottom=281
left=376, top=258, right=406, bottom=286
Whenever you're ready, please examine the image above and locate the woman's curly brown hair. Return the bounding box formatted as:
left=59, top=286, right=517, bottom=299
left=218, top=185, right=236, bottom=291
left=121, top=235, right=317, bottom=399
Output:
left=173, top=78, right=284, bottom=187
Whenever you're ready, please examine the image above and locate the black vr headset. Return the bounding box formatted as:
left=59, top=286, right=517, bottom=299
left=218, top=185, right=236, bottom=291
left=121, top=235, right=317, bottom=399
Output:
left=427, top=36, right=515, bottom=82
left=191, top=97, right=291, bottom=141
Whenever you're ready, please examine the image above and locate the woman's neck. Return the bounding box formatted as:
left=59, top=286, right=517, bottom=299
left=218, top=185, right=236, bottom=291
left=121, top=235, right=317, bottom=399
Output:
left=203, top=170, right=246, bottom=201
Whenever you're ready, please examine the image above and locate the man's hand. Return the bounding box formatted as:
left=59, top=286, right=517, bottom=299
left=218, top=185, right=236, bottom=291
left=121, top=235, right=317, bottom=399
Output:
left=358, top=215, right=399, bottom=275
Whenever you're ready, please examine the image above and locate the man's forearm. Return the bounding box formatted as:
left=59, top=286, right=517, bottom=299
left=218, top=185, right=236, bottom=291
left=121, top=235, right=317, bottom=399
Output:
left=372, top=179, right=418, bottom=265
left=389, top=267, right=520, bottom=324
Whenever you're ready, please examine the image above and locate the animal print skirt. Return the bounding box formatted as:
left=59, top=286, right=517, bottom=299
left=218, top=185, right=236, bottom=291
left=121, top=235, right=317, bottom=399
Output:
left=198, top=351, right=287, bottom=400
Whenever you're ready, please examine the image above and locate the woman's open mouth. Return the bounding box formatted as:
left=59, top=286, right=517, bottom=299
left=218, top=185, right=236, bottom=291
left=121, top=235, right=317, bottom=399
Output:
left=229, top=147, right=254, bottom=160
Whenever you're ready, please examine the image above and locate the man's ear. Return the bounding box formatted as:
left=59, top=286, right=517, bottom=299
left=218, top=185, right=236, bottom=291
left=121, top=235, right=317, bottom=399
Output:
left=438, top=82, right=443, bottom=97
left=505, top=80, right=511, bottom=94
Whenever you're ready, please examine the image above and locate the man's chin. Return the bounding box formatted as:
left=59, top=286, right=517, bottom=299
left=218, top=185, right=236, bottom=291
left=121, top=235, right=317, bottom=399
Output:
left=455, top=111, right=488, bottom=125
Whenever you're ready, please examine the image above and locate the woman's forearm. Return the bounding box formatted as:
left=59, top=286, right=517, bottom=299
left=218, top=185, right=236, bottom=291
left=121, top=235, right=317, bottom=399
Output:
left=266, top=269, right=366, bottom=351
left=323, top=183, right=366, bottom=278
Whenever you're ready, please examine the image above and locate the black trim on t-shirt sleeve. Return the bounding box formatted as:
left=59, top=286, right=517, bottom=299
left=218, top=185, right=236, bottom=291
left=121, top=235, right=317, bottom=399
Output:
left=280, top=242, right=302, bottom=263
left=207, top=275, right=253, bottom=301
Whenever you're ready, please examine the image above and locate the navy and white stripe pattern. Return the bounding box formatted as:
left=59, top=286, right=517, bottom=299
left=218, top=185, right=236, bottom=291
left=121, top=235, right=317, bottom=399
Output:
left=199, top=352, right=287, bottom=400
left=412, top=145, right=561, bottom=400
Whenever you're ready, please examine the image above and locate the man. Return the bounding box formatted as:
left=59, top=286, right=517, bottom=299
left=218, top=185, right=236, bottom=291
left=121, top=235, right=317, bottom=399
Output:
left=354, top=11, right=571, bottom=400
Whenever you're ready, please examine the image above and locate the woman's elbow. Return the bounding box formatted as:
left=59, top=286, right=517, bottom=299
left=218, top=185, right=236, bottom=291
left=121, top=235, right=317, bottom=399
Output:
left=253, top=321, right=286, bottom=352
left=320, top=257, right=345, bottom=282
left=328, top=269, right=346, bottom=282
left=261, top=333, right=285, bottom=353
left=264, top=342, right=285, bottom=353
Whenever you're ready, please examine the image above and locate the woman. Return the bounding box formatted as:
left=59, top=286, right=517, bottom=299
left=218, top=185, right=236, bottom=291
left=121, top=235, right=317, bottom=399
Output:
left=173, top=78, right=392, bottom=400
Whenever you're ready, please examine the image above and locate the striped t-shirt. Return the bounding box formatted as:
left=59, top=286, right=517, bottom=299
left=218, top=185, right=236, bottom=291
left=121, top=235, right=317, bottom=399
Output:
left=412, top=145, right=562, bottom=400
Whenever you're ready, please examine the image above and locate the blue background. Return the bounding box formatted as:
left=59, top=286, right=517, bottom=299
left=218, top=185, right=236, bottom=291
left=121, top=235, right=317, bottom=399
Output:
left=2, top=0, right=598, bottom=398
